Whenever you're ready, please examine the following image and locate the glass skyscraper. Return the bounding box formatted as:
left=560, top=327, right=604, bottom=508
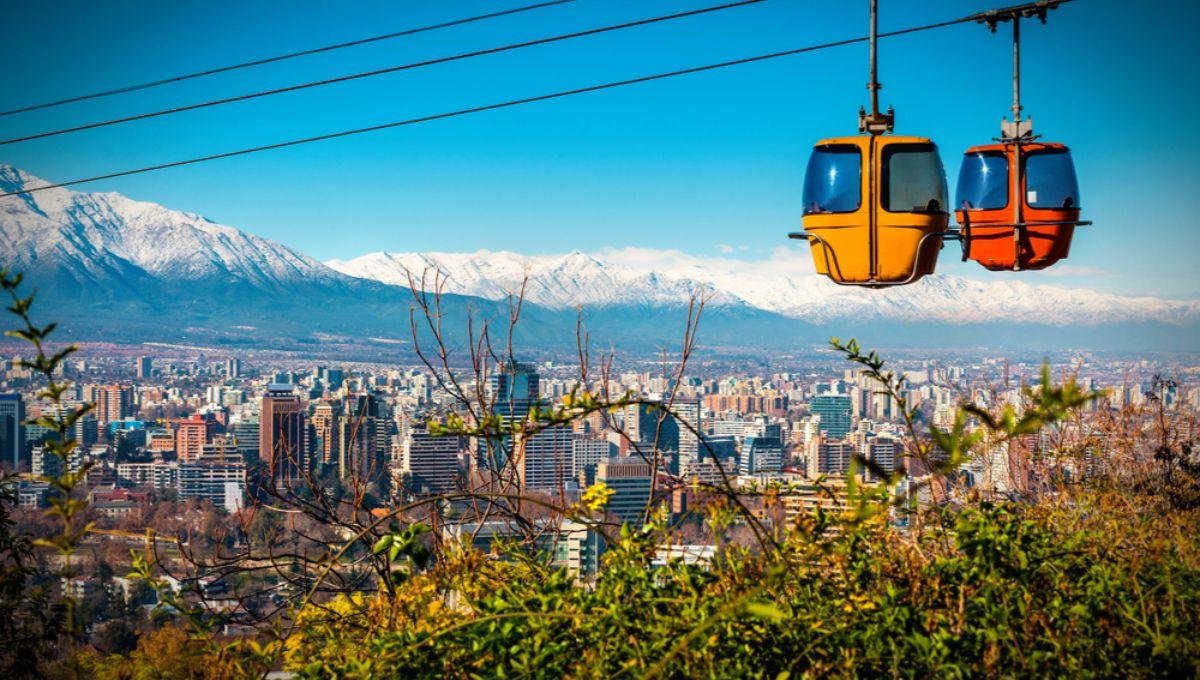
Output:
left=0, top=393, right=24, bottom=471
left=810, top=394, right=853, bottom=439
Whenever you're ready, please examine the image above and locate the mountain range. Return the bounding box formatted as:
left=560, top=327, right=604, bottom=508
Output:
left=326, top=250, right=1200, bottom=326
left=1, top=164, right=1197, bottom=355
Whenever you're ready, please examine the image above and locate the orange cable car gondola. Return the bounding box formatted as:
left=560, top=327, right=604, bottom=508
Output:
left=790, top=0, right=950, bottom=287
left=956, top=2, right=1089, bottom=271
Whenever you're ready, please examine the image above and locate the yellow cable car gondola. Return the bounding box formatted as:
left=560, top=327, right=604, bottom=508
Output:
left=791, top=0, right=950, bottom=287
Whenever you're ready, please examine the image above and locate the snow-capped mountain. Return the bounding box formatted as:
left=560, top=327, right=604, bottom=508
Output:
left=1, top=163, right=1195, bottom=352
left=0, top=165, right=531, bottom=350
left=0, top=165, right=339, bottom=289
left=324, top=250, right=744, bottom=309
left=327, top=248, right=1200, bottom=327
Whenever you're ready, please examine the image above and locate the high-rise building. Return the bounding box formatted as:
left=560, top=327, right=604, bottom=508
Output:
left=180, top=442, right=245, bottom=513
left=116, top=461, right=180, bottom=491
left=337, top=394, right=384, bottom=480
left=739, top=433, right=783, bottom=476
left=232, top=420, right=260, bottom=465
left=519, top=425, right=575, bottom=491
left=326, top=368, right=345, bottom=391
left=482, top=362, right=543, bottom=474
left=810, top=395, right=852, bottom=439
left=226, top=357, right=242, bottom=378
left=862, top=435, right=900, bottom=482
left=398, top=425, right=461, bottom=495
left=310, top=402, right=339, bottom=467
left=36, top=403, right=97, bottom=450
left=699, top=434, right=737, bottom=465
left=596, top=457, right=652, bottom=527
left=620, top=402, right=659, bottom=445
left=709, top=417, right=747, bottom=438
left=672, top=398, right=702, bottom=471
left=32, top=444, right=89, bottom=478
left=260, top=385, right=305, bottom=481
left=489, top=361, right=540, bottom=420
left=136, top=356, right=153, bottom=379
left=146, top=430, right=176, bottom=454
left=174, top=417, right=207, bottom=463
left=94, top=385, right=134, bottom=425
left=808, top=440, right=855, bottom=477
left=0, top=393, right=24, bottom=471
left=572, top=435, right=613, bottom=477
left=620, top=401, right=678, bottom=458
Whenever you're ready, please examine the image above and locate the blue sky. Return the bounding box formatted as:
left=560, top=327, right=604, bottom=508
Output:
left=2, top=0, right=1197, bottom=298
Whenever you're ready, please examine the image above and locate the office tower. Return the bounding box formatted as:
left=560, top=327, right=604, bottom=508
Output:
left=94, top=385, right=134, bottom=425
left=620, top=402, right=658, bottom=445
left=808, top=440, right=856, bottom=477
left=260, top=385, right=305, bottom=481
left=326, top=368, right=345, bottom=391
left=337, top=394, right=383, bottom=480
left=862, top=435, right=900, bottom=482
left=174, top=417, right=207, bottom=463
left=226, top=357, right=242, bottom=378
left=699, top=434, right=737, bottom=464
left=0, top=394, right=24, bottom=471
left=310, top=402, right=339, bottom=467
left=232, top=420, right=260, bottom=465
left=572, top=435, right=612, bottom=478
left=518, top=425, right=574, bottom=491
left=481, top=361, right=542, bottom=474
left=136, top=356, right=152, bottom=379
left=810, top=395, right=853, bottom=439
left=398, top=425, right=461, bottom=495
left=370, top=399, right=395, bottom=462
left=672, top=398, right=702, bottom=470
left=620, top=401, right=678, bottom=455
left=596, top=457, right=652, bottom=527
left=489, top=361, right=540, bottom=420
left=739, top=433, right=783, bottom=476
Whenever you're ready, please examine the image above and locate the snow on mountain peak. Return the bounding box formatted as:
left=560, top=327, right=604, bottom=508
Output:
left=328, top=247, right=1200, bottom=326
left=326, top=249, right=742, bottom=309
left=0, top=166, right=337, bottom=287
left=1, top=165, right=1195, bottom=330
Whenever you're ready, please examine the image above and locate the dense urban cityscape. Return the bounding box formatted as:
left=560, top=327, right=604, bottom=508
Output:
left=2, top=340, right=1195, bottom=631
left=3, top=0, right=1198, bottom=673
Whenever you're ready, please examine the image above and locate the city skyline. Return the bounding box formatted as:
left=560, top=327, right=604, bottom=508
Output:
left=2, top=2, right=1197, bottom=673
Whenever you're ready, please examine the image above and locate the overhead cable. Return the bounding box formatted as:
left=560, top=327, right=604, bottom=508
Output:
left=0, top=0, right=578, bottom=118
left=0, top=0, right=771, bottom=146
left=1, top=6, right=1072, bottom=198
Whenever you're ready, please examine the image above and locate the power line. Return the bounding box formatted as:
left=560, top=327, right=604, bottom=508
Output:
left=0, top=7, right=1061, bottom=199
left=0, top=0, right=577, bottom=118
left=0, top=0, right=772, bottom=147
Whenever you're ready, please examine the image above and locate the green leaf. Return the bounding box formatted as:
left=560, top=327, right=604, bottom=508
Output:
left=372, top=535, right=393, bottom=554
left=745, top=601, right=786, bottom=623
